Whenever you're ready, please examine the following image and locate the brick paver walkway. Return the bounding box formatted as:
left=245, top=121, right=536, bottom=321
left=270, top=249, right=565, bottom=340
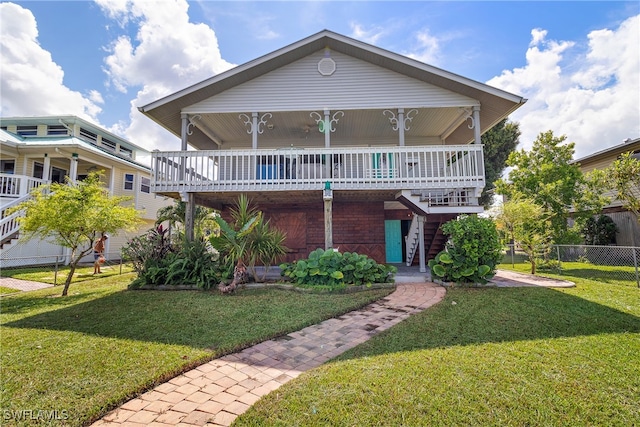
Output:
left=92, top=282, right=445, bottom=427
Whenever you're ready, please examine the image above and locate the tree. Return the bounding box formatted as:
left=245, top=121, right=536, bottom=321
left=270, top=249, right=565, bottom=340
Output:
left=494, top=198, right=552, bottom=274
left=588, top=152, right=640, bottom=221
left=10, top=173, right=142, bottom=296
left=479, top=119, right=521, bottom=208
left=495, top=130, right=604, bottom=243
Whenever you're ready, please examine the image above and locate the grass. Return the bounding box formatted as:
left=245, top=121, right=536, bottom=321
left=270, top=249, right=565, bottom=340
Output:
left=0, top=274, right=393, bottom=426
left=0, top=286, right=21, bottom=295
left=235, top=265, right=640, bottom=426
left=0, top=261, right=134, bottom=285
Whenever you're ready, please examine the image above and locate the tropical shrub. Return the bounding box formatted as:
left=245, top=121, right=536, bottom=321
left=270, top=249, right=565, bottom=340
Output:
left=122, top=225, right=174, bottom=275
left=280, top=248, right=396, bottom=291
left=428, top=215, right=502, bottom=284
left=126, top=235, right=222, bottom=290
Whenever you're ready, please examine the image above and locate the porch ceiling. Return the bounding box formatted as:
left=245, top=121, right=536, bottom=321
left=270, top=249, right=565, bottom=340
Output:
left=190, top=107, right=464, bottom=149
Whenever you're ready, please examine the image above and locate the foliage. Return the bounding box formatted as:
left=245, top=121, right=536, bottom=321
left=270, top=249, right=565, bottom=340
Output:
left=581, top=215, right=618, bottom=245
left=428, top=215, right=502, bottom=284
left=127, top=237, right=221, bottom=289
left=494, top=198, right=553, bottom=274
left=210, top=195, right=261, bottom=269
left=479, top=119, right=521, bottom=208
left=8, top=172, right=142, bottom=295
left=210, top=195, right=288, bottom=291
left=495, top=131, right=605, bottom=244
left=280, top=248, right=396, bottom=291
left=245, top=217, right=289, bottom=281
left=121, top=224, right=174, bottom=275
left=155, top=200, right=219, bottom=239
left=587, top=151, right=640, bottom=220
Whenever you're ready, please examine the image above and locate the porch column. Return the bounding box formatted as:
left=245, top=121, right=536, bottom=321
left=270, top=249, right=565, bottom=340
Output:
left=324, top=109, right=331, bottom=177
left=69, top=153, right=79, bottom=183
left=180, top=113, right=189, bottom=150
left=397, top=108, right=405, bottom=146
left=418, top=215, right=426, bottom=273
left=252, top=112, right=258, bottom=149
left=42, top=153, right=51, bottom=181
left=184, top=192, right=195, bottom=241
left=323, top=183, right=333, bottom=249
left=472, top=106, right=481, bottom=144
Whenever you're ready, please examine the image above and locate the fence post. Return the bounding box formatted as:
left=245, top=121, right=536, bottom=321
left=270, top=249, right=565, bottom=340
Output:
left=54, top=256, right=59, bottom=285
left=633, top=247, right=639, bottom=288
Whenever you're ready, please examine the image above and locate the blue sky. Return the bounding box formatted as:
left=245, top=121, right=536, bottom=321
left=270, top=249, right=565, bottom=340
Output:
left=1, top=1, right=638, bottom=160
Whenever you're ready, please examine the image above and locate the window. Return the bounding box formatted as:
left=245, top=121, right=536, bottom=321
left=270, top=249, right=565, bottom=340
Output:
left=1, top=159, right=15, bottom=174
left=17, top=125, right=37, bottom=136
left=47, top=125, right=68, bottom=136
left=124, top=173, right=134, bottom=190
left=140, top=177, right=150, bottom=193
left=33, top=162, right=44, bottom=179
left=101, top=137, right=116, bottom=151
left=79, top=128, right=97, bottom=143
left=119, top=146, right=133, bottom=158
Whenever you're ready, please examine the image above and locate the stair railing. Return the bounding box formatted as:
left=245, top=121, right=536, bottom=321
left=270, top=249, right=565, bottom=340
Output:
left=405, top=213, right=420, bottom=266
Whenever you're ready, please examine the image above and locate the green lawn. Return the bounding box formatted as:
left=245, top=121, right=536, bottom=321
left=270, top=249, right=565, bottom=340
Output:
left=235, top=267, right=640, bottom=426
left=0, top=274, right=393, bottom=426
left=0, top=262, right=134, bottom=285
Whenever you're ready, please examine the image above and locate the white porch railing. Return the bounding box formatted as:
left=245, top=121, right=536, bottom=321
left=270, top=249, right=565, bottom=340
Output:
left=0, top=174, right=47, bottom=198
left=1, top=175, right=47, bottom=246
left=151, top=145, right=485, bottom=193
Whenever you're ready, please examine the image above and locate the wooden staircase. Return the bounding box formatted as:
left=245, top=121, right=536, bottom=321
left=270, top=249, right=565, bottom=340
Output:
left=405, top=213, right=456, bottom=267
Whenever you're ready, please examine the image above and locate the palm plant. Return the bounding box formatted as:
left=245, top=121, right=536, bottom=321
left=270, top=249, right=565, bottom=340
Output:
left=155, top=201, right=218, bottom=240
left=246, top=218, right=289, bottom=281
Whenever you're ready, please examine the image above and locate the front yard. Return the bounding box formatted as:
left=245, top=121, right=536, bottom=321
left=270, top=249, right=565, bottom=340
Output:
left=0, top=274, right=392, bottom=426
left=234, top=266, right=640, bottom=426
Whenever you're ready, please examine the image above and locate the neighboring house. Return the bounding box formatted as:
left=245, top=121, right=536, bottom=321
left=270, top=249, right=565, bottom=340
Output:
left=574, top=137, right=640, bottom=247
left=139, top=30, right=526, bottom=271
left=0, top=115, right=172, bottom=266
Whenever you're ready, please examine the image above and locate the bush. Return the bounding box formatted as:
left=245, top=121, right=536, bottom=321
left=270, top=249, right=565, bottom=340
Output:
left=280, top=248, right=396, bottom=291
left=126, top=236, right=222, bottom=290
left=581, top=215, right=618, bottom=245
left=428, top=215, right=502, bottom=284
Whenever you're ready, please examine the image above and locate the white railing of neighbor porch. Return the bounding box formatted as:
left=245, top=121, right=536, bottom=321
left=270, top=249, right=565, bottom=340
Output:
left=151, top=145, right=485, bottom=193
left=0, top=174, right=47, bottom=198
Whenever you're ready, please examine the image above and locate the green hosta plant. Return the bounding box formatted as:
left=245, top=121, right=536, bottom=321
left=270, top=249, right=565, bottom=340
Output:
left=280, top=248, right=396, bottom=291
left=428, top=215, right=502, bottom=285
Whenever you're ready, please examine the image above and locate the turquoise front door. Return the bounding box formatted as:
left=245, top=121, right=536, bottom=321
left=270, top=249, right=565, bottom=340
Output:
left=385, top=220, right=402, bottom=263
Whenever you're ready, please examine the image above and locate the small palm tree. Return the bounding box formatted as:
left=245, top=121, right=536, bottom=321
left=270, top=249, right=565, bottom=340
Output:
left=155, top=201, right=218, bottom=240
left=246, top=218, right=288, bottom=281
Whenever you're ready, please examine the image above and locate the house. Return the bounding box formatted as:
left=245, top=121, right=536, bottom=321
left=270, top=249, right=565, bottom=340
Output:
left=139, top=30, right=526, bottom=271
left=574, top=137, right=640, bottom=247
left=0, top=115, right=172, bottom=266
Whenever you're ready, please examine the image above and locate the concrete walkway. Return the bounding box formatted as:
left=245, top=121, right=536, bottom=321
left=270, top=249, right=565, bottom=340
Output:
left=492, top=269, right=575, bottom=288
left=92, top=281, right=445, bottom=427
left=0, top=277, right=54, bottom=292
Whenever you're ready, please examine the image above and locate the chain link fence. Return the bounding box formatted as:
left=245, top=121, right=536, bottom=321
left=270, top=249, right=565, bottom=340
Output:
left=0, top=251, right=131, bottom=285
left=504, top=244, right=640, bottom=287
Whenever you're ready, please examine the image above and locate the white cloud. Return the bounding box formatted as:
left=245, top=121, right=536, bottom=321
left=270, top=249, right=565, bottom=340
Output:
left=488, top=15, right=640, bottom=159
left=349, top=22, right=386, bottom=45
left=405, top=29, right=442, bottom=65
left=0, top=3, right=102, bottom=120
left=96, top=0, right=236, bottom=152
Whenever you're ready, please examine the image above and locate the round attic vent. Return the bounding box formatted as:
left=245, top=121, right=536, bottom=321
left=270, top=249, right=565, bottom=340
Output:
left=318, top=57, right=336, bottom=76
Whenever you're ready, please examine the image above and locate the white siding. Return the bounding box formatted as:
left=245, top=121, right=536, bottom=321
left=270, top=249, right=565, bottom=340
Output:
left=183, top=50, right=476, bottom=114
